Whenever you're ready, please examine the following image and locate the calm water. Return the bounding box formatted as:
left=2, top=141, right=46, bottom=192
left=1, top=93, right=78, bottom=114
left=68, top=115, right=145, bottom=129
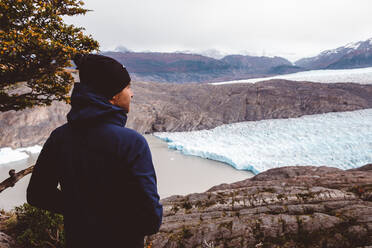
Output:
left=0, top=135, right=253, bottom=211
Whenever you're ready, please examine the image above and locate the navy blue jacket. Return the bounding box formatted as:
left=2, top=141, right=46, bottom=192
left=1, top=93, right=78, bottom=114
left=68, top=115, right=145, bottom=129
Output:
left=27, top=83, right=163, bottom=247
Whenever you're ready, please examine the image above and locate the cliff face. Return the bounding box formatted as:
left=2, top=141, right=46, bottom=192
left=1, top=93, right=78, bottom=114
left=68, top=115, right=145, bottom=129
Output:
left=0, top=101, right=70, bottom=148
left=146, top=165, right=372, bottom=248
left=1, top=80, right=372, bottom=148
left=128, top=80, right=372, bottom=134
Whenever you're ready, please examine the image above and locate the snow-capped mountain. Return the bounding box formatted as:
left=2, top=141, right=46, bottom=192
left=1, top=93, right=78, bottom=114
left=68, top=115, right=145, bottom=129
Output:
left=295, top=38, right=372, bottom=70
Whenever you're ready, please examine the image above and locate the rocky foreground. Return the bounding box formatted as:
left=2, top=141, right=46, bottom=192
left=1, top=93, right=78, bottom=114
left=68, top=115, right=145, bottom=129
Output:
left=1, top=80, right=372, bottom=148
left=146, top=165, right=372, bottom=248
left=1, top=165, right=371, bottom=248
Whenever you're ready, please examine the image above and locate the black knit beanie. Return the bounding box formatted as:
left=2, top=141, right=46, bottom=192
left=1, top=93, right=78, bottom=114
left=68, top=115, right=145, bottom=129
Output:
left=73, top=54, right=131, bottom=99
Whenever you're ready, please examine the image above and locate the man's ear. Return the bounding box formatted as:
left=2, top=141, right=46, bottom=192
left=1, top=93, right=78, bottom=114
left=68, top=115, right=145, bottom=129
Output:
left=109, top=96, right=116, bottom=105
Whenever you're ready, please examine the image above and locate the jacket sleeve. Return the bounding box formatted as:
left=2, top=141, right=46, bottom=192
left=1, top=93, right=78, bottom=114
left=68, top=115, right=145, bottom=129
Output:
left=27, top=132, right=64, bottom=214
left=128, top=135, right=163, bottom=235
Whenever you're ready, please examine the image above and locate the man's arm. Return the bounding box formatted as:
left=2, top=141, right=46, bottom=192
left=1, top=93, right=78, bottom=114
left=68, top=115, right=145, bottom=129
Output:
left=27, top=132, right=64, bottom=214
left=129, top=135, right=163, bottom=235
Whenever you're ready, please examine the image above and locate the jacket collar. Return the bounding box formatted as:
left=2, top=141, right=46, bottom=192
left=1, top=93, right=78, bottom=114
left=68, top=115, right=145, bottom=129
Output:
left=67, top=83, right=128, bottom=127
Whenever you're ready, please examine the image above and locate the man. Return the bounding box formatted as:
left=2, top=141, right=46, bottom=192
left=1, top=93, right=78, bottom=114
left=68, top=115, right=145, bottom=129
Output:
left=27, top=54, right=163, bottom=248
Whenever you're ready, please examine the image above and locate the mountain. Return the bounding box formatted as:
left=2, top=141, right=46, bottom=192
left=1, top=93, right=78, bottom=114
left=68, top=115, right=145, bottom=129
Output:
left=113, top=45, right=131, bottom=53
left=103, top=52, right=292, bottom=83
left=295, top=38, right=372, bottom=70
left=267, top=64, right=303, bottom=74
left=104, top=52, right=228, bottom=73
left=220, top=55, right=292, bottom=74
left=196, top=49, right=226, bottom=59
left=102, top=39, right=372, bottom=83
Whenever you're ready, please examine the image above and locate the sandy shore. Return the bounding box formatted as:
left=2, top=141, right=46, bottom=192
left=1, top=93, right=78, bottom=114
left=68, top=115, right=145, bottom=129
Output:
left=0, top=135, right=253, bottom=211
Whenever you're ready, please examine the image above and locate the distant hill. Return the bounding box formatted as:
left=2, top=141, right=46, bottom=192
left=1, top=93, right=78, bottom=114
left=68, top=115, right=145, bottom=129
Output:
left=104, top=52, right=228, bottom=73
left=103, top=51, right=292, bottom=83
left=295, top=38, right=372, bottom=70
left=220, top=55, right=292, bottom=73
left=267, top=64, right=303, bottom=75
left=103, top=38, right=372, bottom=83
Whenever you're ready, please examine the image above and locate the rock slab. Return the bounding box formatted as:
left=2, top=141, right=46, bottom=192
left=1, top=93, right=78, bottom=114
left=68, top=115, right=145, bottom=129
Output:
left=146, top=164, right=372, bottom=248
left=0, top=232, right=15, bottom=248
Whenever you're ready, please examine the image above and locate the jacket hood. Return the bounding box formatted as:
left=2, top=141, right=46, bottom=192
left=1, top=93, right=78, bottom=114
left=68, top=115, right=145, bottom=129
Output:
left=67, top=83, right=127, bottom=127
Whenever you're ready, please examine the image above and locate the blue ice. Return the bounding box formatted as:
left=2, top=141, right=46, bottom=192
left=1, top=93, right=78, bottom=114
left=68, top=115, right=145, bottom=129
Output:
left=154, top=109, right=372, bottom=174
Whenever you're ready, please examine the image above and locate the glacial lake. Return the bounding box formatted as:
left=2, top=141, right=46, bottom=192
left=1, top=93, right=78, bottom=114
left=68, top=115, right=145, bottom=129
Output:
left=0, top=135, right=253, bottom=211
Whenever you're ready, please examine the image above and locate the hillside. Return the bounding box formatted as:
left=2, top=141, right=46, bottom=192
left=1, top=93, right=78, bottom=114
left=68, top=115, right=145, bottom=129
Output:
left=103, top=52, right=292, bottom=83
left=1, top=80, right=372, bottom=148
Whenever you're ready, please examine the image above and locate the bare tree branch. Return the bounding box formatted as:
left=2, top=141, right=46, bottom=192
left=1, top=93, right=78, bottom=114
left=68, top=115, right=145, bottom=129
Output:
left=0, top=165, right=34, bottom=193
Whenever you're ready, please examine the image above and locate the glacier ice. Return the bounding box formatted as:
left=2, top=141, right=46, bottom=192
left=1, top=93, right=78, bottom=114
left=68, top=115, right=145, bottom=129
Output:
left=0, top=147, right=29, bottom=165
left=154, top=109, right=372, bottom=174
left=212, top=67, right=372, bottom=85
left=17, top=145, right=42, bottom=155
left=0, top=145, right=42, bottom=165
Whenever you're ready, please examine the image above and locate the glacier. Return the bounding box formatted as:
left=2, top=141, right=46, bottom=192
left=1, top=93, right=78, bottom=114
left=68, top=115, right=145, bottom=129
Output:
left=154, top=109, right=372, bottom=174
left=211, top=67, right=372, bottom=85
left=0, top=145, right=42, bottom=165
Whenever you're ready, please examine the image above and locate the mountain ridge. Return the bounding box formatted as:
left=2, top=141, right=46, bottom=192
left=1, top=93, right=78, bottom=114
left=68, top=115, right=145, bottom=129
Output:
left=104, top=37, right=372, bottom=83
left=103, top=51, right=293, bottom=83
left=295, top=38, right=372, bottom=70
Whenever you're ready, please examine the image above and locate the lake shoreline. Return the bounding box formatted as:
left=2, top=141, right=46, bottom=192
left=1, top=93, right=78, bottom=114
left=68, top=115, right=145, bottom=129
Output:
left=0, top=135, right=253, bottom=211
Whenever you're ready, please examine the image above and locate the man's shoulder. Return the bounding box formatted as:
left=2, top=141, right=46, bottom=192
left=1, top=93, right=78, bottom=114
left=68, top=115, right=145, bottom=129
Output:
left=117, top=126, right=147, bottom=145
left=49, top=123, right=70, bottom=139
left=48, top=123, right=148, bottom=147
left=108, top=125, right=149, bottom=149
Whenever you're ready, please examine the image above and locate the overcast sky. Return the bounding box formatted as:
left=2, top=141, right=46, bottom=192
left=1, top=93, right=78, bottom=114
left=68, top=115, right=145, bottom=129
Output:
left=64, top=0, right=372, bottom=62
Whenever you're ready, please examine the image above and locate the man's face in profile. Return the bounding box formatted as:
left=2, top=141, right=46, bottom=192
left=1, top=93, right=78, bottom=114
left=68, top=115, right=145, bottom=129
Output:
left=109, top=84, right=134, bottom=112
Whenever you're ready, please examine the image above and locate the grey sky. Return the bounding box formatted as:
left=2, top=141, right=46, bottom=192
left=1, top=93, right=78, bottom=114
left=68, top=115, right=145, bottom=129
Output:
left=64, top=0, right=372, bottom=62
